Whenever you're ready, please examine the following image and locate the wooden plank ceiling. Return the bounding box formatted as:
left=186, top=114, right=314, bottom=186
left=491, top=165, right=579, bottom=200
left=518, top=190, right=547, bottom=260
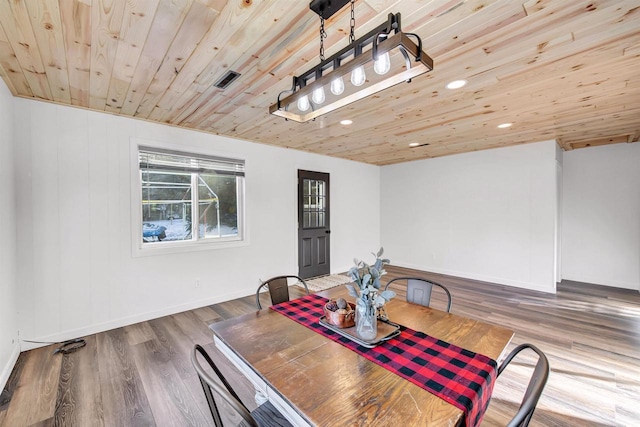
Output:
left=0, top=0, right=638, bottom=165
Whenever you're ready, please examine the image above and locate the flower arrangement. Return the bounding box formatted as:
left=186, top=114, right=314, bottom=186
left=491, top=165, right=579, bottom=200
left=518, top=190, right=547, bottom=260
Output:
left=346, top=247, right=395, bottom=308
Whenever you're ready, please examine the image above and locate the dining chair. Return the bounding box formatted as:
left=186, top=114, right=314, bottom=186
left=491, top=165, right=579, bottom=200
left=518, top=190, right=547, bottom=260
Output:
left=384, top=277, right=453, bottom=312
left=496, top=343, right=550, bottom=427
left=191, top=344, right=292, bottom=427
left=255, top=275, right=309, bottom=309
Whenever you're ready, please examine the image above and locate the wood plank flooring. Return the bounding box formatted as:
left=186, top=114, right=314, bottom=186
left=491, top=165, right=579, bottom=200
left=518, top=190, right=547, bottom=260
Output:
left=1, top=265, right=639, bottom=426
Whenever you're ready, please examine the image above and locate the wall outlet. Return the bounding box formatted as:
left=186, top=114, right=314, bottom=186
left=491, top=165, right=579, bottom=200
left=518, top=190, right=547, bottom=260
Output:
left=195, top=278, right=201, bottom=288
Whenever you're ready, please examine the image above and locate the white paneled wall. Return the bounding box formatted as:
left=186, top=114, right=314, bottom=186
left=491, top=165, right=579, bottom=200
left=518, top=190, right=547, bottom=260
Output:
left=562, top=143, right=640, bottom=290
left=381, top=141, right=559, bottom=293
left=14, top=99, right=380, bottom=347
left=0, top=80, right=19, bottom=391
left=5, top=90, right=638, bottom=387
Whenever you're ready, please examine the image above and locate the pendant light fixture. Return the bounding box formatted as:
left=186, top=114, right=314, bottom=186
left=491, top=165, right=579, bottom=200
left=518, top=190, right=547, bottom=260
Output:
left=269, top=0, right=434, bottom=123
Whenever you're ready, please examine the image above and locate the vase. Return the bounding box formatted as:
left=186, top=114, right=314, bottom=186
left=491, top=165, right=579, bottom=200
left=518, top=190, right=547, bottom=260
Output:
left=355, top=299, right=378, bottom=340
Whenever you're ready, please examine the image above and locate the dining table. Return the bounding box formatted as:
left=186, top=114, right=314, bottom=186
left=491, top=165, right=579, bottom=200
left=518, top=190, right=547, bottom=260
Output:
left=209, top=285, right=514, bottom=426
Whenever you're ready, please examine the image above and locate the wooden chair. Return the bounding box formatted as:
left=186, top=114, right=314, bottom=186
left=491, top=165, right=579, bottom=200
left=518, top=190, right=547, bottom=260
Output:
left=255, top=275, right=309, bottom=310
left=496, top=343, right=550, bottom=427
left=191, top=344, right=292, bottom=427
left=384, top=277, right=453, bottom=312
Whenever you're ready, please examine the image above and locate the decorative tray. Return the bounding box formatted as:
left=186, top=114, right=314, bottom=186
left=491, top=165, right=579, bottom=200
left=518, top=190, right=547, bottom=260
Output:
left=319, top=316, right=401, bottom=348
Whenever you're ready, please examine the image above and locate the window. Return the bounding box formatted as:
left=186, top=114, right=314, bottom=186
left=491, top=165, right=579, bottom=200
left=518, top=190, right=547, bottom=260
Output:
left=302, top=178, right=326, bottom=228
left=137, top=146, right=244, bottom=247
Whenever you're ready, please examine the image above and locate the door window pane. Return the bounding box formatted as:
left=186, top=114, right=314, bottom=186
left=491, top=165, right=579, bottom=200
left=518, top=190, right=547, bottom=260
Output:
left=302, top=178, right=326, bottom=229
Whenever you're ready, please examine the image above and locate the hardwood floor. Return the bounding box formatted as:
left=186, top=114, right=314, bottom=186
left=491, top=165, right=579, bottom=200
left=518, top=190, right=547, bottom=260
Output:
left=1, top=265, right=638, bottom=426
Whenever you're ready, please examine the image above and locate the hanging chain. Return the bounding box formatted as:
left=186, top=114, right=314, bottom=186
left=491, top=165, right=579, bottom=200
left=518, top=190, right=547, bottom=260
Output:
left=349, top=0, right=356, bottom=43
left=319, top=17, right=327, bottom=61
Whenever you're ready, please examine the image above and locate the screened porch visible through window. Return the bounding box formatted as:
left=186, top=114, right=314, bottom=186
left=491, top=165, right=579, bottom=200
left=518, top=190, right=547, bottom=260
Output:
left=138, top=146, right=244, bottom=246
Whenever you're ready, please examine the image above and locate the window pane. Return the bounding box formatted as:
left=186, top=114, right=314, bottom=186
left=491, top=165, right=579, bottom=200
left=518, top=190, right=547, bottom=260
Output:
left=198, top=173, right=239, bottom=238
left=141, top=170, right=192, bottom=243
left=139, top=147, right=244, bottom=246
left=302, top=179, right=326, bottom=228
left=301, top=178, right=327, bottom=229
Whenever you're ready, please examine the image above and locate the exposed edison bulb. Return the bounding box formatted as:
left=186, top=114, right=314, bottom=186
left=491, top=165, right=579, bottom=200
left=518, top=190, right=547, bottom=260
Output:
left=374, top=52, right=391, bottom=75
left=311, top=87, right=325, bottom=104
left=351, top=65, right=366, bottom=86
left=297, top=95, right=310, bottom=111
left=330, top=77, right=345, bottom=95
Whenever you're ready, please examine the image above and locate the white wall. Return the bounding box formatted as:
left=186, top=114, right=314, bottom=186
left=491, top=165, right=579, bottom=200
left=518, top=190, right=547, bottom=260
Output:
left=14, top=99, right=380, bottom=347
left=381, top=140, right=559, bottom=293
left=562, top=143, right=640, bottom=290
left=0, top=80, right=19, bottom=391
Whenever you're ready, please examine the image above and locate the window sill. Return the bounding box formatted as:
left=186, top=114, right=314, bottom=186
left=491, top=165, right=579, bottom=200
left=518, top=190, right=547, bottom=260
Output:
left=132, top=236, right=248, bottom=258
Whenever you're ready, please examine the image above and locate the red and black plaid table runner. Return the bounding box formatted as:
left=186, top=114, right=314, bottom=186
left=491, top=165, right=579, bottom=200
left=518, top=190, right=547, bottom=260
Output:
left=270, top=294, right=497, bottom=427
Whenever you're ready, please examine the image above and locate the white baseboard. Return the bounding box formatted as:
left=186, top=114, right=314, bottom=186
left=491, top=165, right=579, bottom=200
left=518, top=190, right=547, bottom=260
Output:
left=560, top=273, right=639, bottom=291
left=20, top=288, right=253, bottom=351
left=392, top=261, right=557, bottom=294
left=0, top=340, right=20, bottom=393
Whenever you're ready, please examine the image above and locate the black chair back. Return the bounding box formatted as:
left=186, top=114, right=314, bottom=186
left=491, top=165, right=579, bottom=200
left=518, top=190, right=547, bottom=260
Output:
left=497, top=343, right=550, bottom=427
left=256, top=275, right=309, bottom=309
left=191, top=344, right=257, bottom=427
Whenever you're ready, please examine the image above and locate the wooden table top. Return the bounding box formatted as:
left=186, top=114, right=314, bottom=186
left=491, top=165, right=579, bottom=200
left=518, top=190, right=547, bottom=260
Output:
left=210, top=286, right=514, bottom=426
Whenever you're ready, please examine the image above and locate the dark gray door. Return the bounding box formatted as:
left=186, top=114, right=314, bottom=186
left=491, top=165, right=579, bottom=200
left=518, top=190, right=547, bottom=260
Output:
left=298, top=170, right=330, bottom=279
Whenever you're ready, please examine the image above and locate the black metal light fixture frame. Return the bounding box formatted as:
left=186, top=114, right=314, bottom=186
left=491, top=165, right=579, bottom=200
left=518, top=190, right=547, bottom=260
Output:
left=269, top=3, right=434, bottom=123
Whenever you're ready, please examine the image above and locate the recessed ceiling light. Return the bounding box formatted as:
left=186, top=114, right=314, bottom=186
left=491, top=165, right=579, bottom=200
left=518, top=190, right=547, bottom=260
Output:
left=340, top=119, right=353, bottom=125
left=409, top=142, right=420, bottom=147
left=446, top=79, right=467, bottom=89
left=497, top=123, right=512, bottom=128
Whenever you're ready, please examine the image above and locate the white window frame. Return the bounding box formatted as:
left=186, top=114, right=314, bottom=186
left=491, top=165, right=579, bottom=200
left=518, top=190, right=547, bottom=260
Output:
left=130, top=138, right=247, bottom=257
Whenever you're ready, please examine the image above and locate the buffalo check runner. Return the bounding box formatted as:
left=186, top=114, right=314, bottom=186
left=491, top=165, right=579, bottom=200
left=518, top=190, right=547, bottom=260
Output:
left=271, top=294, right=497, bottom=427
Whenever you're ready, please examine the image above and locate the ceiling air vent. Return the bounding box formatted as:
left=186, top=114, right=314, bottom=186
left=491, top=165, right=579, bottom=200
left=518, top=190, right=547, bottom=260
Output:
left=214, top=70, right=241, bottom=89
